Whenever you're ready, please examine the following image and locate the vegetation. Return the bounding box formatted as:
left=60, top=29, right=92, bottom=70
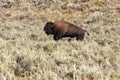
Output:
left=0, top=0, right=120, bottom=80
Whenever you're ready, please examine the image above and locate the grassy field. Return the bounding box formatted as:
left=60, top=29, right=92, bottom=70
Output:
left=0, top=0, right=120, bottom=80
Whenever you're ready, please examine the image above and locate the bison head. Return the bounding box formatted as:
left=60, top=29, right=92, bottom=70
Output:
left=44, top=22, right=55, bottom=35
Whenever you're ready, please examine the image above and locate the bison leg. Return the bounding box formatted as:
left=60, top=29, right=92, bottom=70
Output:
left=54, top=35, right=59, bottom=41
left=76, top=34, right=84, bottom=41
left=68, top=38, right=72, bottom=42
left=53, top=34, right=62, bottom=41
left=76, top=36, right=83, bottom=41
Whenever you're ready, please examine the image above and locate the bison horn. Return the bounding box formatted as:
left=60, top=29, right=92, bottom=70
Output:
left=50, top=22, right=55, bottom=28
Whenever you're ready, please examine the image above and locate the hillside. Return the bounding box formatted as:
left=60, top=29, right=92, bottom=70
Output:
left=0, top=0, right=120, bottom=80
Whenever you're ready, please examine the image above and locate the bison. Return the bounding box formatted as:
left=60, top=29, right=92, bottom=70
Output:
left=44, top=21, right=89, bottom=41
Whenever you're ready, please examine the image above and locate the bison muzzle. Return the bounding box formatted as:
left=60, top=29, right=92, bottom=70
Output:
left=44, top=21, right=89, bottom=41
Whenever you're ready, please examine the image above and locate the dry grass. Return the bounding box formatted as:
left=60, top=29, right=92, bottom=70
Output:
left=0, top=0, right=120, bottom=80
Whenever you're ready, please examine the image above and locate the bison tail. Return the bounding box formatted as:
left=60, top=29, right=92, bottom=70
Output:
left=85, top=30, right=89, bottom=35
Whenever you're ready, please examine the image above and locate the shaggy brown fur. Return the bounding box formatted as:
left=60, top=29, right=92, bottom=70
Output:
left=44, top=21, right=89, bottom=41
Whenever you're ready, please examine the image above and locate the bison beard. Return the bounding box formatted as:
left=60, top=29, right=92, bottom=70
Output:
left=44, top=21, right=89, bottom=41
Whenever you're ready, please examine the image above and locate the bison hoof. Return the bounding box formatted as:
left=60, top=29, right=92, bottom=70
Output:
left=54, top=36, right=59, bottom=41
